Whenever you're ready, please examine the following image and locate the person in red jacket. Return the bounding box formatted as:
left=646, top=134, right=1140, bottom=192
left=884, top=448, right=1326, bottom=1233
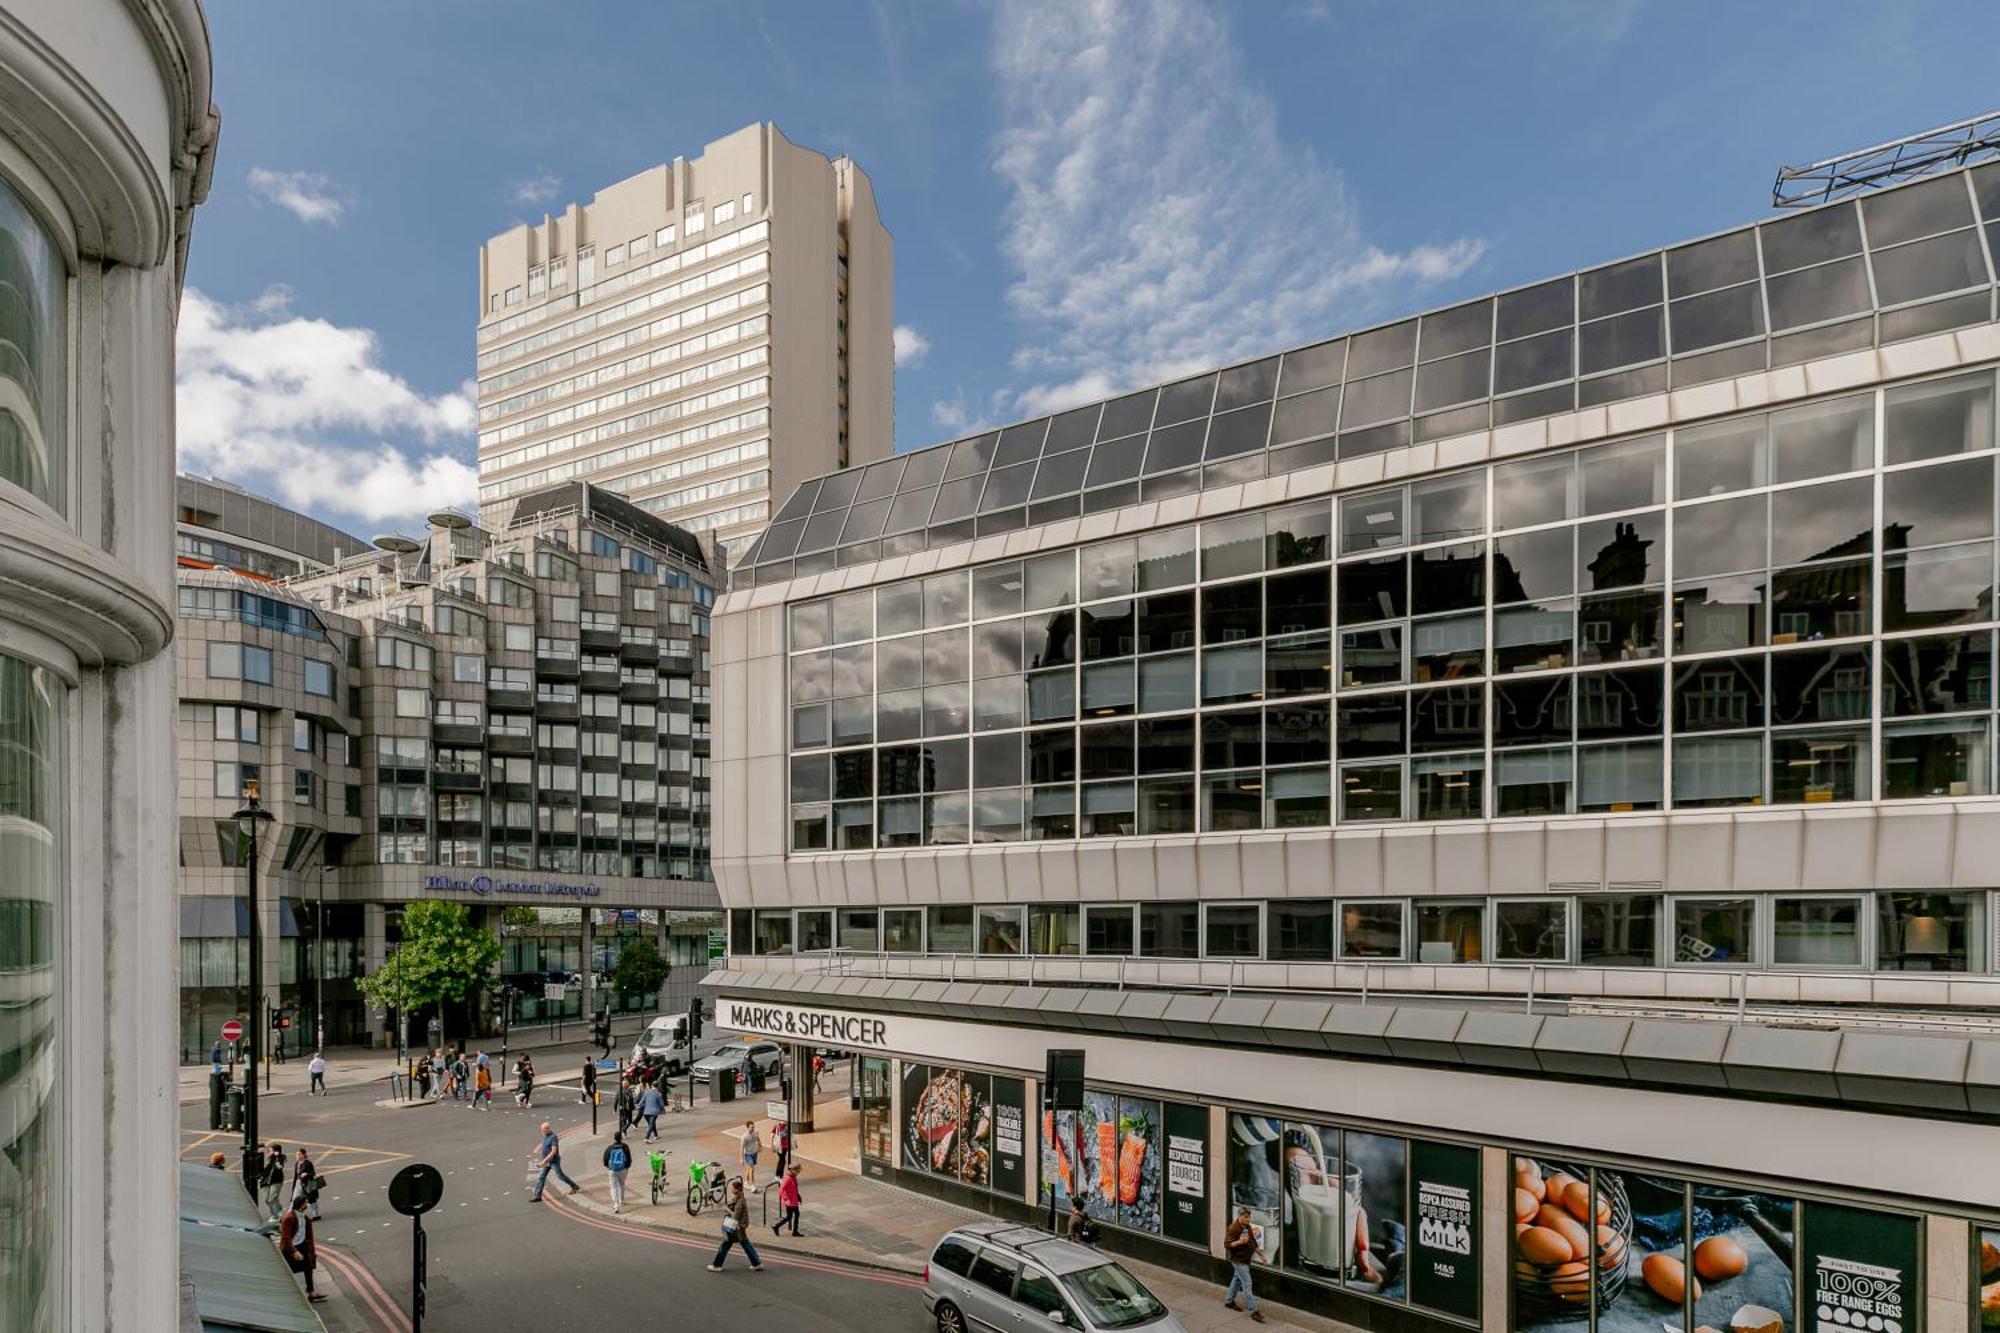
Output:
left=278, top=1197, right=325, bottom=1303
left=772, top=1164, right=803, bottom=1236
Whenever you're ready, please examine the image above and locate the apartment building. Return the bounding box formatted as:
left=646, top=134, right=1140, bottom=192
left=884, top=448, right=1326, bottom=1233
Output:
left=475, top=122, right=892, bottom=564
left=176, top=481, right=723, bottom=1057
left=712, top=161, right=2000, bottom=1331
left=178, top=472, right=368, bottom=578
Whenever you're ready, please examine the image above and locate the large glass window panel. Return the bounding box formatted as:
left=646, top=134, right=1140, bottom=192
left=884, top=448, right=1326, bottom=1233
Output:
left=877, top=796, right=922, bottom=848
left=923, top=683, right=970, bottom=735
left=1266, top=571, right=1330, bottom=637
left=923, top=738, right=970, bottom=791
left=1411, top=543, right=1484, bottom=615
left=1202, top=643, right=1263, bottom=704
left=790, top=754, right=831, bottom=803
left=1675, top=653, right=1767, bottom=731
left=1267, top=504, right=1331, bottom=569
left=1767, top=558, right=1869, bottom=643
left=833, top=749, right=874, bottom=800
left=1883, top=542, right=1995, bottom=631
left=1676, top=414, right=1768, bottom=499
left=1770, top=645, right=1871, bottom=725
left=1140, top=902, right=1200, bottom=959
left=1132, top=527, right=1196, bottom=592
left=1881, top=630, right=1993, bottom=714
left=1495, top=898, right=1569, bottom=961
left=1025, top=669, right=1076, bottom=724
left=973, top=732, right=1023, bottom=789
left=1097, top=389, right=1157, bottom=440
left=1493, top=746, right=1571, bottom=816
left=1414, top=900, right=1485, bottom=962
left=1492, top=325, right=1572, bottom=394
left=1411, top=753, right=1483, bottom=821
left=789, top=651, right=830, bottom=703
left=1865, top=173, right=1975, bottom=246
left=1883, top=456, right=1994, bottom=547
left=1339, top=900, right=1404, bottom=958
left=1579, top=307, right=1663, bottom=374
left=1578, top=589, right=1663, bottom=663
left=1079, top=721, right=1135, bottom=780
left=1080, top=539, right=1137, bottom=600
left=1882, top=716, right=1991, bottom=797
left=1673, top=495, right=1767, bottom=579
left=1337, top=555, right=1406, bottom=625
left=790, top=601, right=831, bottom=650
left=926, top=792, right=970, bottom=844
left=976, top=905, right=1025, bottom=952
left=1142, top=419, right=1207, bottom=474
left=1085, top=904, right=1135, bottom=955
left=1339, top=625, right=1403, bottom=688
left=1497, top=276, right=1574, bottom=340
left=831, top=643, right=873, bottom=697
left=1279, top=338, right=1346, bottom=395
left=877, top=688, right=922, bottom=743
left=924, top=629, right=969, bottom=682
left=1673, top=733, right=1764, bottom=808
left=1265, top=632, right=1331, bottom=698
left=1081, top=601, right=1135, bottom=661
left=1201, top=772, right=1262, bottom=832
left=1202, top=582, right=1261, bottom=644
left=1771, top=396, right=1873, bottom=484
left=1028, top=727, right=1076, bottom=784
left=1669, top=281, right=1765, bottom=352
left=1877, top=891, right=1987, bottom=971
left=1582, top=441, right=1666, bottom=521
left=1494, top=676, right=1571, bottom=747
left=1674, top=897, right=1756, bottom=963
left=1204, top=903, right=1262, bottom=957
left=1266, top=767, right=1331, bottom=827
left=1027, top=609, right=1077, bottom=670
left=1674, top=577, right=1767, bottom=653
left=1135, top=714, right=1196, bottom=773
left=1578, top=739, right=1663, bottom=811
left=1493, top=526, right=1575, bottom=603
left=1201, top=708, right=1262, bottom=772
left=1030, top=784, right=1075, bottom=840
left=1264, top=701, right=1330, bottom=766
left=1139, top=652, right=1197, bottom=712
left=1410, top=684, right=1483, bottom=751
left=1340, top=490, right=1405, bottom=555
left=1268, top=898, right=1333, bottom=960
left=1081, top=661, right=1135, bottom=717
left=1773, top=896, right=1863, bottom=966
left=1495, top=600, right=1574, bottom=673
left=1411, top=613, right=1483, bottom=682
left=1412, top=473, right=1485, bottom=545
left=1579, top=511, right=1664, bottom=590
left=974, top=676, right=1025, bottom=732
left=1579, top=895, right=1659, bottom=966
left=1029, top=904, right=1080, bottom=956
left=1492, top=453, right=1576, bottom=530
left=1337, top=694, right=1405, bottom=756
left=1575, top=665, right=1665, bottom=739
left=1340, top=761, right=1402, bottom=822
left=1766, top=255, right=1871, bottom=330
left=1770, top=727, right=1868, bottom=803
left=792, top=703, right=828, bottom=749
left=1134, top=592, right=1195, bottom=655
left=1871, top=229, right=1987, bottom=305
left=1885, top=371, right=1994, bottom=465
left=877, top=637, right=922, bottom=692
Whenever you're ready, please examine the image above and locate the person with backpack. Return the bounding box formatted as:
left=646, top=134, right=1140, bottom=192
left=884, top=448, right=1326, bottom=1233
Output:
left=515, top=1053, right=535, bottom=1107
left=602, top=1132, right=633, bottom=1213
left=706, top=1179, right=763, bottom=1271
left=277, top=1195, right=325, bottom=1304
left=1067, top=1195, right=1098, bottom=1245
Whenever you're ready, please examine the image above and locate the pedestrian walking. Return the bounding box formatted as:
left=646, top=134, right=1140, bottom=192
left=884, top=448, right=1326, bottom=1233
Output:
left=527, top=1121, right=579, bottom=1202
left=638, top=1082, right=665, bottom=1141
left=1223, top=1204, right=1265, bottom=1322
left=602, top=1132, right=632, bottom=1214
left=772, top=1118, right=792, bottom=1177
left=307, top=1051, right=327, bottom=1096
left=615, top=1080, right=636, bottom=1137
left=277, top=1196, right=326, bottom=1304
left=706, top=1179, right=764, bottom=1271
left=739, top=1119, right=761, bottom=1192
left=515, top=1053, right=535, bottom=1107
left=473, top=1059, right=492, bottom=1109
left=209, top=1039, right=223, bottom=1074
left=292, top=1148, right=322, bottom=1221
left=579, top=1057, right=597, bottom=1106
left=1068, top=1195, right=1098, bottom=1244
left=259, top=1143, right=286, bottom=1221
left=772, top=1164, right=802, bottom=1236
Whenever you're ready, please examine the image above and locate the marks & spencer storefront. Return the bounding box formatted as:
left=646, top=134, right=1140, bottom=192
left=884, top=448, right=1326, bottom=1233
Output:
left=706, top=979, right=2000, bottom=1333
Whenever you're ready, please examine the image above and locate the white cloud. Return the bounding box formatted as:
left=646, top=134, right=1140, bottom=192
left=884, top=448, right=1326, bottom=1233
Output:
left=246, top=168, right=347, bottom=225
left=893, top=324, right=932, bottom=369
left=176, top=288, right=478, bottom=530
left=988, top=0, right=1484, bottom=420
left=930, top=392, right=974, bottom=433
left=514, top=172, right=563, bottom=206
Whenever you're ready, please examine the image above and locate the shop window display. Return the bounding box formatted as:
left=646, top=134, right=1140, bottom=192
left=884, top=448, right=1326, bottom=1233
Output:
left=1978, top=1227, right=1999, bottom=1330
left=1043, top=1090, right=1166, bottom=1235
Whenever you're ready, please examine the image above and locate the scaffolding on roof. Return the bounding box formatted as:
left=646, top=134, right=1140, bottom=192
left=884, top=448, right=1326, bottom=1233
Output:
left=1774, top=110, right=2000, bottom=207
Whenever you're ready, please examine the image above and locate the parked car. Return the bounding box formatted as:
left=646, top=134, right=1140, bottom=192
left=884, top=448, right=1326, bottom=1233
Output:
left=687, top=1040, right=784, bottom=1081
left=925, top=1222, right=1185, bottom=1333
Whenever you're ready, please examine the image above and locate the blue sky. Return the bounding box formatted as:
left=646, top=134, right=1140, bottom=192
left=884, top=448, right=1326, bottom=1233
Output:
left=179, top=0, right=2000, bottom=534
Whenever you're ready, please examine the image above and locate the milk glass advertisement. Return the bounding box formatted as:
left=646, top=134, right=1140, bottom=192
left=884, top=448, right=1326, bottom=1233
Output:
left=1227, top=1113, right=1407, bottom=1297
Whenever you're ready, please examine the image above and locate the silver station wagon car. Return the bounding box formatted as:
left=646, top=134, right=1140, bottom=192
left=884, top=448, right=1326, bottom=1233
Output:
left=925, top=1222, right=1187, bottom=1333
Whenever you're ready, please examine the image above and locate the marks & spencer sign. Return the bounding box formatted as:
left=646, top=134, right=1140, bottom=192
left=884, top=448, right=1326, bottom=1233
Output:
left=719, top=998, right=892, bottom=1049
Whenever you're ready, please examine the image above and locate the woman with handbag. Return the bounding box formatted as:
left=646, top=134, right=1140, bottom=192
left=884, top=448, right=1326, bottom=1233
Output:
left=706, top=1179, right=764, bottom=1271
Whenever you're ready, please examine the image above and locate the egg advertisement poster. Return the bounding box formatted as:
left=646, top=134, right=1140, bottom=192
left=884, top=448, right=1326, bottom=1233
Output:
left=1511, top=1158, right=1796, bottom=1333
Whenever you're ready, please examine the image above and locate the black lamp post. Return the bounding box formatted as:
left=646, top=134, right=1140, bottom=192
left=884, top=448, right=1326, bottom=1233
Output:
left=233, top=780, right=275, bottom=1199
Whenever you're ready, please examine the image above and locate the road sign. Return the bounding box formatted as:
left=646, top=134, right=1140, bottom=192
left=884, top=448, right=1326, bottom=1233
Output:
left=543, top=983, right=565, bottom=1001
left=766, top=1100, right=789, bottom=1122
left=219, top=1019, right=243, bottom=1043
left=388, top=1163, right=444, bottom=1217
left=594, top=1058, right=620, bottom=1072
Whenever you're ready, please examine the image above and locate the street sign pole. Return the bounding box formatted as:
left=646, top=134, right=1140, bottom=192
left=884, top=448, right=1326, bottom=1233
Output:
left=412, top=1214, right=426, bottom=1333
left=388, top=1163, right=444, bottom=1333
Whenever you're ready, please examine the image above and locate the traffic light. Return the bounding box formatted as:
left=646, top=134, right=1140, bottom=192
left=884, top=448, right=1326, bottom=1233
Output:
left=270, top=1010, right=291, bottom=1031
left=687, top=995, right=703, bottom=1040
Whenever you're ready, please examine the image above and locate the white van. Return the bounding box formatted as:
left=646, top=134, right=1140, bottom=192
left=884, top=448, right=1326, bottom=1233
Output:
left=630, top=1014, right=693, bottom=1073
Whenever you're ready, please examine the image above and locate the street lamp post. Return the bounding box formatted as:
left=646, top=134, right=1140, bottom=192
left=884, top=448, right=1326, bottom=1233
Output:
left=316, top=862, right=330, bottom=1053
left=233, top=781, right=275, bottom=1200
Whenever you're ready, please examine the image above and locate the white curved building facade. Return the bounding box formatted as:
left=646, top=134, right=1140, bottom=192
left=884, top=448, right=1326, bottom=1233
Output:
left=0, top=1, right=216, bottom=1326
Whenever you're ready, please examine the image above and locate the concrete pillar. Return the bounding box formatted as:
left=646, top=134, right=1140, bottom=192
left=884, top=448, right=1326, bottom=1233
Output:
left=362, top=902, right=388, bottom=1047
left=785, top=1042, right=815, bottom=1133
left=580, top=908, right=595, bottom=1025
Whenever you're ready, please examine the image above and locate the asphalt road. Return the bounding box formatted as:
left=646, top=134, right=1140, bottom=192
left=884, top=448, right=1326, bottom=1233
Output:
left=181, top=1037, right=929, bottom=1333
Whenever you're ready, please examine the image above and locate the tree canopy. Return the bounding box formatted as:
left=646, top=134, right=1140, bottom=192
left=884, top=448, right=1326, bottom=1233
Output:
left=608, top=936, right=671, bottom=1005
left=357, top=900, right=502, bottom=1018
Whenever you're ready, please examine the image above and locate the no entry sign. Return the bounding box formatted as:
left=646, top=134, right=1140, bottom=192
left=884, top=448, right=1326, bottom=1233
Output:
left=220, top=1019, right=243, bottom=1043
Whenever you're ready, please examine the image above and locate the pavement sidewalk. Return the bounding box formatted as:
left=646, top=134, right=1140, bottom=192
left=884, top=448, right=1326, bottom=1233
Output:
left=548, top=1072, right=1361, bottom=1333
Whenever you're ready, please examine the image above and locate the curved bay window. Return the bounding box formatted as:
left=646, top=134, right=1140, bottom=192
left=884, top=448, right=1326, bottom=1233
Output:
left=0, top=655, right=65, bottom=1325
left=0, top=177, right=65, bottom=512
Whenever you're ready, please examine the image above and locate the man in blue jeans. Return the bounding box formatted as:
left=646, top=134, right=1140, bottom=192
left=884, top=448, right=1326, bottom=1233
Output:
left=707, top=1179, right=763, bottom=1271
left=528, top=1122, right=579, bottom=1202
left=1223, top=1205, right=1265, bottom=1322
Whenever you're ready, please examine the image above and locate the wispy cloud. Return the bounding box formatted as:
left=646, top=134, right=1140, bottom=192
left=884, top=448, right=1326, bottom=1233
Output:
left=246, top=168, right=347, bottom=225
left=176, top=287, right=477, bottom=530
left=931, top=391, right=973, bottom=433
left=893, top=324, right=932, bottom=369
left=514, top=172, right=563, bottom=206
left=987, top=0, right=1484, bottom=418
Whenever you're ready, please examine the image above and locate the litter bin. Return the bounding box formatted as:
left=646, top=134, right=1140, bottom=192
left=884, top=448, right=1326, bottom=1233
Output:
left=707, top=1069, right=734, bottom=1103
left=222, top=1082, right=245, bottom=1132
left=208, top=1071, right=226, bottom=1129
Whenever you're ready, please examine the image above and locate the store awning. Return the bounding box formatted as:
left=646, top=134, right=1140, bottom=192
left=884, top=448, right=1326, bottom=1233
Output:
left=178, top=1163, right=319, bottom=1332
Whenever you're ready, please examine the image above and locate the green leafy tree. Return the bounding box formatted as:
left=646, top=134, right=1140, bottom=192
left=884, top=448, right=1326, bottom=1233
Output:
left=358, top=900, right=503, bottom=1041
left=608, top=936, right=671, bottom=1006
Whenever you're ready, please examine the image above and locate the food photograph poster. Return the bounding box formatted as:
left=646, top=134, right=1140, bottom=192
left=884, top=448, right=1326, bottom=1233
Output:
left=1040, top=1090, right=1165, bottom=1235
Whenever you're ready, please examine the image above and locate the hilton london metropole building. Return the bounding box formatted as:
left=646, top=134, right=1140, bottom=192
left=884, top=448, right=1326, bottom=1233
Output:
left=710, top=157, right=2000, bottom=1333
